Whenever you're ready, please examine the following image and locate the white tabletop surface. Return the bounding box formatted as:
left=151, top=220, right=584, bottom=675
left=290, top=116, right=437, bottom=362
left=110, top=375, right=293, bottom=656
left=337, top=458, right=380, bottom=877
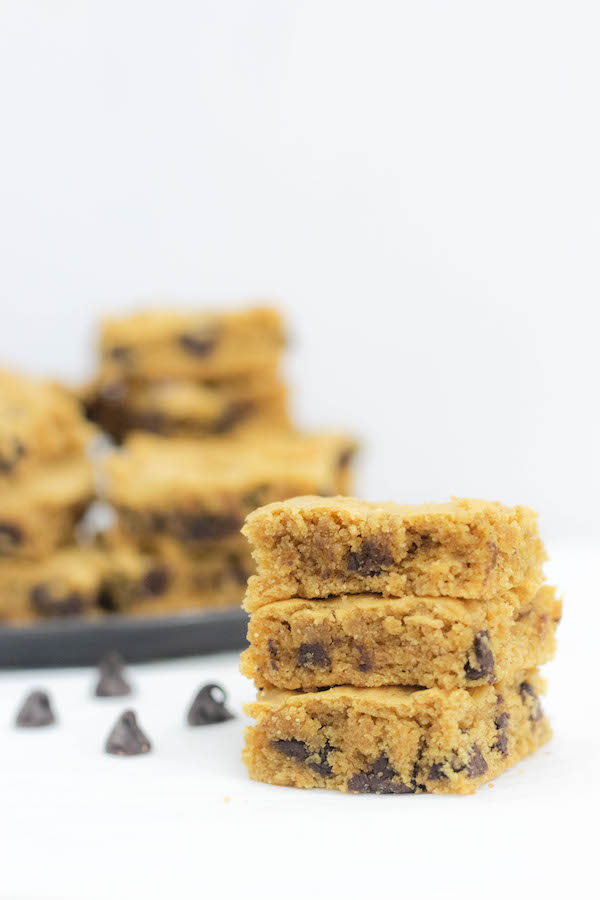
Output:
left=0, top=542, right=596, bottom=900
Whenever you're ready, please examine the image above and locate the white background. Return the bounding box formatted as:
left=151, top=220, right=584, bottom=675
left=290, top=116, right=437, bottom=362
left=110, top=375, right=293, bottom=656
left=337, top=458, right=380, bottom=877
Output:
left=0, top=3, right=598, bottom=898
left=0, top=0, right=598, bottom=540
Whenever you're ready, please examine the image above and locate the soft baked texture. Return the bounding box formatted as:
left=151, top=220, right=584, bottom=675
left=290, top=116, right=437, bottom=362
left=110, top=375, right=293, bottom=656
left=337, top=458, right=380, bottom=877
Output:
left=241, top=586, right=561, bottom=690
left=243, top=670, right=551, bottom=794
left=243, top=495, right=546, bottom=609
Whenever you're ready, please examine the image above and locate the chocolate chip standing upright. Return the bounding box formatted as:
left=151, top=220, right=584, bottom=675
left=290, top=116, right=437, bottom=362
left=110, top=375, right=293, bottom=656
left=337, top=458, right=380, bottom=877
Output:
left=105, top=710, right=152, bottom=755
left=15, top=689, right=56, bottom=727
left=186, top=683, right=235, bottom=726
left=94, top=651, right=132, bottom=697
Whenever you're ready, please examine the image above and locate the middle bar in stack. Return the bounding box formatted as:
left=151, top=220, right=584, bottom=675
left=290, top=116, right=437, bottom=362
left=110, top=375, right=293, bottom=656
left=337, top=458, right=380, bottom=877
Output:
left=241, top=496, right=560, bottom=794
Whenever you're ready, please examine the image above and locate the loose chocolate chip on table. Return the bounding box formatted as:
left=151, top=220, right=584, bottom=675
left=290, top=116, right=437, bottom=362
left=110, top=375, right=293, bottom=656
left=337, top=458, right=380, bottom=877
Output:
left=348, top=753, right=414, bottom=794
left=297, top=642, right=331, bottom=668
left=0, top=521, right=24, bottom=549
left=464, top=630, right=496, bottom=682
left=15, top=690, right=56, bottom=727
left=95, top=651, right=132, bottom=698
left=492, top=712, right=510, bottom=756
left=519, top=682, right=543, bottom=721
left=187, top=683, right=235, bottom=726
left=178, top=326, right=220, bottom=357
left=346, top=540, right=393, bottom=577
left=142, top=566, right=170, bottom=596
left=466, top=744, right=488, bottom=778
left=105, top=710, right=151, bottom=756
left=30, top=585, right=84, bottom=618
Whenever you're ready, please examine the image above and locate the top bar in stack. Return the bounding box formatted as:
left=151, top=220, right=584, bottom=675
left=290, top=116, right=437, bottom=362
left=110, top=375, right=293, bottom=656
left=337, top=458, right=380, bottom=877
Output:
left=242, top=495, right=545, bottom=610
left=99, top=306, right=285, bottom=380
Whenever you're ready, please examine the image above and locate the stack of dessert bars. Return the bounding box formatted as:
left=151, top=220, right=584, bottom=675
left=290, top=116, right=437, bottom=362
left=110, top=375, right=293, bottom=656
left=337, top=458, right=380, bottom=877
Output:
left=98, top=432, right=356, bottom=616
left=83, top=307, right=290, bottom=442
left=240, top=496, right=561, bottom=794
left=85, top=306, right=356, bottom=617
left=0, top=370, right=103, bottom=622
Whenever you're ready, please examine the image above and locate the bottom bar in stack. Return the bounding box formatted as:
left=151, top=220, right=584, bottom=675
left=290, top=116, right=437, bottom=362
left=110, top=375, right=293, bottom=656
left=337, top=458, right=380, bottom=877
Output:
left=243, top=669, right=550, bottom=794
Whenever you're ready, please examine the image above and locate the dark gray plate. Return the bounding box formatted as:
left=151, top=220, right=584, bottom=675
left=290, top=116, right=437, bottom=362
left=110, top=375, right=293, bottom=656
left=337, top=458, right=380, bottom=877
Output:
left=0, top=608, right=249, bottom=668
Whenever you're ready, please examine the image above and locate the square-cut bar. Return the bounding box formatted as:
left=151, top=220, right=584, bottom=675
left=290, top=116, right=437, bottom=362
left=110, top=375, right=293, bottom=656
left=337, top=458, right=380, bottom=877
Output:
left=241, top=586, right=561, bottom=691
left=243, top=669, right=550, bottom=794
left=243, top=496, right=545, bottom=610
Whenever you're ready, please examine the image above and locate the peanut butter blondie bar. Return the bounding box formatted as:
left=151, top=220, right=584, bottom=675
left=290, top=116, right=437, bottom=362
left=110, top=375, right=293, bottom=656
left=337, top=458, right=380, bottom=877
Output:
left=0, top=546, right=107, bottom=623
left=0, top=457, right=94, bottom=559
left=0, top=369, right=94, bottom=481
left=84, top=371, right=289, bottom=442
left=99, top=306, right=285, bottom=380
left=243, top=669, right=550, bottom=794
left=243, top=496, right=545, bottom=610
left=241, top=585, right=561, bottom=690
left=104, top=434, right=357, bottom=547
left=103, top=541, right=253, bottom=615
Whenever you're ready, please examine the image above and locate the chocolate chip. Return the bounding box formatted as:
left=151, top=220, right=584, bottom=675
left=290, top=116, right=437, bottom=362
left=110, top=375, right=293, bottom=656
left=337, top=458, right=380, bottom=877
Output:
left=272, top=738, right=309, bottom=762
left=308, top=741, right=334, bottom=776
left=464, top=630, right=496, bottom=683
left=109, top=345, right=133, bottom=364
left=0, top=521, right=24, bottom=549
left=520, top=681, right=543, bottom=721
left=484, top=541, right=499, bottom=582
left=186, top=683, right=235, bottom=726
left=273, top=738, right=333, bottom=776
left=493, top=712, right=510, bottom=756
left=466, top=744, right=488, bottom=778
left=346, top=540, right=393, bottom=577
left=178, top=513, right=240, bottom=541
left=427, top=763, right=448, bottom=781
left=356, top=644, right=373, bottom=673
left=105, top=710, right=151, bottom=755
left=0, top=438, right=26, bottom=474
left=298, top=642, right=331, bottom=668
left=337, top=446, right=356, bottom=469
left=30, top=585, right=84, bottom=618
left=95, top=652, right=132, bottom=697
left=178, top=325, right=220, bottom=357
left=215, top=401, right=253, bottom=434
left=15, top=690, right=56, bottom=727
left=267, top=639, right=279, bottom=670
left=142, top=566, right=170, bottom=596
left=348, top=753, right=414, bottom=794
left=227, top=555, right=248, bottom=586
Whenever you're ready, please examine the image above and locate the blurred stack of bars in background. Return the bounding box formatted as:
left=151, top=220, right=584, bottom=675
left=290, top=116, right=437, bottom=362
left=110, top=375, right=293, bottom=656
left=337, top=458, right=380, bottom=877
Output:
left=0, top=305, right=357, bottom=624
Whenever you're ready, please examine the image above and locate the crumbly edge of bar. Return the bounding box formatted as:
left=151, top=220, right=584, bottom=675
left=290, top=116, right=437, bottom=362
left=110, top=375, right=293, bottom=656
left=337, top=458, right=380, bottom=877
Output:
left=243, top=502, right=545, bottom=608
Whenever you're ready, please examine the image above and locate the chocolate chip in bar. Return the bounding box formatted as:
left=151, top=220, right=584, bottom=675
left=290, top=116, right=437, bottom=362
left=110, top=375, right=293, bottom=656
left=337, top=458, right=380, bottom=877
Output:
left=15, top=690, right=56, bottom=728
left=186, top=683, right=235, bottom=726
left=464, top=630, right=496, bottom=683
left=95, top=651, right=132, bottom=698
left=105, top=710, right=151, bottom=756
